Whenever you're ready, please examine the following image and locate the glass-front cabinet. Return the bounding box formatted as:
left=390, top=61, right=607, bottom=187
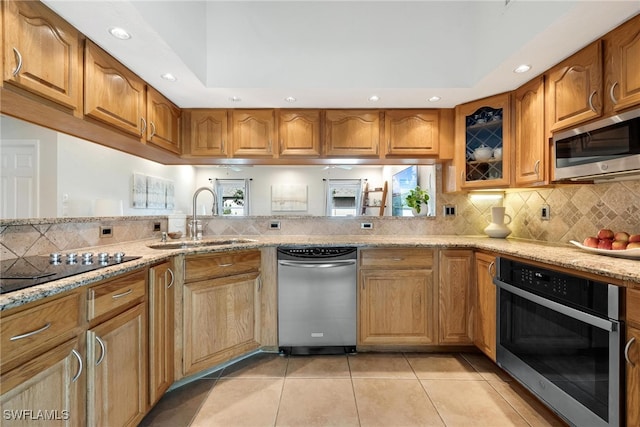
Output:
left=455, top=93, right=512, bottom=189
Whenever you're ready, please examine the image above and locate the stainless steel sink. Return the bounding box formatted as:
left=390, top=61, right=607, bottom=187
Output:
left=148, top=238, right=257, bottom=250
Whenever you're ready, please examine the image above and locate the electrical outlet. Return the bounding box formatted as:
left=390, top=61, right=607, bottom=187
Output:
left=269, top=221, right=281, bottom=230
left=100, top=226, right=113, bottom=238
left=541, top=204, right=550, bottom=220
left=443, top=205, right=457, bottom=217
left=361, top=222, right=373, bottom=229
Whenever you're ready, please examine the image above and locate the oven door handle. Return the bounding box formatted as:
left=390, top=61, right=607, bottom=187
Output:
left=278, top=260, right=356, bottom=269
left=494, top=279, right=616, bottom=331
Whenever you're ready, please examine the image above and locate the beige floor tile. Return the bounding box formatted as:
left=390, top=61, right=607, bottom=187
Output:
left=489, top=381, right=567, bottom=427
left=406, top=353, right=484, bottom=380
left=421, top=379, right=529, bottom=426
left=221, top=353, right=288, bottom=378
left=139, top=379, right=215, bottom=427
left=349, top=353, right=416, bottom=379
left=276, top=378, right=359, bottom=427
left=353, top=379, right=445, bottom=427
left=190, top=378, right=283, bottom=427
left=460, top=353, right=513, bottom=382
left=285, top=355, right=351, bottom=378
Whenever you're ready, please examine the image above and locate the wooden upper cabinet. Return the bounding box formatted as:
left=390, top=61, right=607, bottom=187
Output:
left=384, top=110, right=439, bottom=156
left=604, top=13, right=640, bottom=113
left=3, top=0, right=83, bottom=113
left=278, top=110, right=321, bottom=157
left=84, top=40, right=146, bottom=137
left=546, top=41, right=603, bottom=132
left=324, top=110, right=380, bottom=157
left=146, top=86, right=181, bottom=154
left=184, top=109, right=228, bottom=157
left=231, top=109, right=275, bottom=157
left=514, top=76, right=547, bottom=186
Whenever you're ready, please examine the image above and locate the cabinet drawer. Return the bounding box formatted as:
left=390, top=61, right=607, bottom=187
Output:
left=628, top=288, right=640, bottom=327
left=185, top=250, right=261, bottom=282
left=359, top=248, right=433, bottom=269
left=87, top=269, right=146, bottom=322
left=1, top=292, right=81, bottom=372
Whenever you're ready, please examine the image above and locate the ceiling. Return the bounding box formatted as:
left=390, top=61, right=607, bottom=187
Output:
left=43, top=0, right=640, bottom=109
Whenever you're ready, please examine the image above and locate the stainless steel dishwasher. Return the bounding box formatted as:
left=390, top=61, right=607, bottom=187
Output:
left=277, top=247, right=357, bottom=355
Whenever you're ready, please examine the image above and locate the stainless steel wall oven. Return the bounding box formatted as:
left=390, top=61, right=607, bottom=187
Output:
left=494, top=257, right=622, bottom=427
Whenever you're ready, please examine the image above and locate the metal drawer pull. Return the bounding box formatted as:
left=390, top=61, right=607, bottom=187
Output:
left=533, top=160, right=540, bottom=178
left=150, top=121, right=157, bottom=138
left=219, top=263, right=234, bottom=267
left=140, top=117, right=147, bottom=136
left=625, top=337, right=636, bottom=366
left=112, top=289, right=132, bottom=299
left=488, top=261, right=496, bottom=278
left=12, top=48, right=23, bottom=76
left=95, top=336, right=106, bottom=366
left=588, top=90, right=597, bottom=113
left=392, top=257, right=405, bottom=261
left=167, top=268, right=175, bottom=289
left=10, top=322, right=51, bottom=341
left=71, top=349, right=83, bottom=383
left=609, top=81, right=619, bottom=105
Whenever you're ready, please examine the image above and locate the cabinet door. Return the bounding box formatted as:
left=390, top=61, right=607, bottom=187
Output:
left=438, top=250, right=474, bottom=345
left=384, top=110, right=439, bottom=156
left=149, top=262, right=175, bottom=406
left=514, top=76, right=547, bottom=186
left=359, top=269, right=436, bottom=345
left=84, top=40, right=146, bottom=137
left=231, top=110, right=275, bottom=157
left=627, top=325, right=640, bottom=427
left=474, top=253, right=496, bottom=361
left=278, top=110, right=321, bottom=157
left=183, top=272, right=259, bottom=376
left=146, top=86, right=181, bottom=154
left=604, top=14, right=640, bottom=113
left=185, top=109, right=228, bottom=157
left=546, top=41, right=603, bottom=132
left=87, top=304, right=147, bottom=427
left=324, top=110, right=380, bottom=157
left=3, top=0, right=82, bottom=112
left=0, top=338, right=83, bottom=427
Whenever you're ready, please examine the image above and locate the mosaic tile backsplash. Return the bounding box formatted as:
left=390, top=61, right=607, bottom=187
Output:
left=1, top=179, right=639, bottom=260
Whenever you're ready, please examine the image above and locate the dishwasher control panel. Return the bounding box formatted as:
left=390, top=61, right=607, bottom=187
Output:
left=278, top=247, right=357, bottom=259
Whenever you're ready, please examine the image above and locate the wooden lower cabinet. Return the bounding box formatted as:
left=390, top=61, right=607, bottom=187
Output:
left=87, top=303, right=147, bottom=427
left=0, top=337, right=84, bottom=427
left=148, top=261, right=175, bottom=406
left=626, top=287, right=640, bottom=427
left=474, top=252, right=497, bottom=361
left=438, top=250, right=474, bottom=345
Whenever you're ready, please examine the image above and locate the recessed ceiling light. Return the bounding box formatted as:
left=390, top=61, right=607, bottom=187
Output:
left=513, top=64, right=531, bottom=73
left=161, top=73, right=177, bottom=82
left=229, top=96, right=241, bottom=102
left=368, top=95, right=380, bottom=102
left=108, top=27, right=131, bottom=40
left=285, top=96, right=296, bottom=103
left=428, top=96, right=441, bottom=102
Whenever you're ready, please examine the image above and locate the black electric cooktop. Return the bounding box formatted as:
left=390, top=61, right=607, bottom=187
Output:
left=0, top=253, right=141, bottom=295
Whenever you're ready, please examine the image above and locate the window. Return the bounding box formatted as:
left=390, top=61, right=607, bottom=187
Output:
left=215, top=179, right=250, bottom=216
left=325, top=179, right=363, bottom=216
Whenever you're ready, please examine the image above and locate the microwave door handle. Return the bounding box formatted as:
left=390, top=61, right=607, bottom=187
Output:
left=494, top=278, right=616, bottom=331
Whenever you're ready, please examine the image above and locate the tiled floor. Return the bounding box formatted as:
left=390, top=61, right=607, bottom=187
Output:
left=140, top=352, right=567, bottom=427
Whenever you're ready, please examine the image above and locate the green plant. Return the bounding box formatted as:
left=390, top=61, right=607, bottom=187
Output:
left=405, top=186, right=430, bottom=213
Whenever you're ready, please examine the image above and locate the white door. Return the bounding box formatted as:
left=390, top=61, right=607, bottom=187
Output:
left=0, top=140, right=39, bottom=218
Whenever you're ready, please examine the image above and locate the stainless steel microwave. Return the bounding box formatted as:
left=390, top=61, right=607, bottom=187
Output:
left=552, top=108, right=640, bottom=181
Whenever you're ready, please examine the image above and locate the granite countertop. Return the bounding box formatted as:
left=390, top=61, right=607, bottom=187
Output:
left=1, top=235, right=638, bottom=312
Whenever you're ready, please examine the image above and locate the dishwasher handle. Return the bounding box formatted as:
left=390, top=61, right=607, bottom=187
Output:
left=278, top=259, right=356, bottom=269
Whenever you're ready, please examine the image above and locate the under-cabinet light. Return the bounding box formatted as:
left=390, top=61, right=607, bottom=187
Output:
left=468, top=191, right=505, bottom=201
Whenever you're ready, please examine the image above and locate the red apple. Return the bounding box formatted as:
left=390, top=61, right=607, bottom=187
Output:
left=583, top=236, right=599, bottom=248
left=629, top=234, right=640, bottom=243
left=598, top=239, right=613, bottom=250
left=597, top=229, right=615, bottom=240
left=614, top=231, right=630, bottom=242
left=612, top=240, right=628, bottom=250
left=627, top=242, right=640, bottom=249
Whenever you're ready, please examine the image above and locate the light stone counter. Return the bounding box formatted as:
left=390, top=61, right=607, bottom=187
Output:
left=1, top=235, right=638, bottom=312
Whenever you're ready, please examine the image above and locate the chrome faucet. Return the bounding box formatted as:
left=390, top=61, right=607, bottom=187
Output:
left=191, top=186, right=217, bottom=240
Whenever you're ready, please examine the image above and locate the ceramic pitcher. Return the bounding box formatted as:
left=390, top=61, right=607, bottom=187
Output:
left=484, top=206, right=512, bottom=238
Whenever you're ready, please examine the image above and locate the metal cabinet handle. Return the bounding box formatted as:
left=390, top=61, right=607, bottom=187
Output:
left=140, top=117, right=147, bottom=136
left=12, top=48, right=23, bottom=76
left=609, top=81, right=619, bottom=105
left=268, top=140, right=272, bottom=153
left=488, top=261, right=496, bottom=278
left=71, top=349, right=83, bottom=383
left=95, top=336, right=106, bottom=366
left=218, top=263, right=234, bottom=267
left=392, top=257, right=405, bottom=261
left=10, top=322, right=51, bottom=341
left=150, top=121, right=157, bottom=138
left=221, top=140, right=225, bottom=153
left=588, top=90, right=597, bottom=113
left=167, top=268, right=175, bottom=289
left=112, top=289, right=132, bottom=299
left=388, top=139, right=391, bottom=153
left=461, top=171, right=465, bottom=183
left=257, top=276, right=262, bottom=292
left=625, top=337, right=636, bottom=366
left=534, top=160, right=540, bottom=178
